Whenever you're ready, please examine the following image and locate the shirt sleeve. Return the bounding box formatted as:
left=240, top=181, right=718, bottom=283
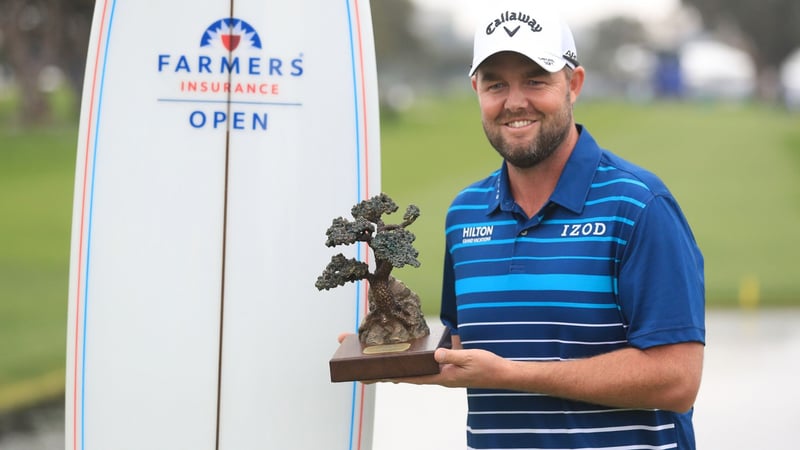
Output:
left=440, top=249, right=459, bottom=334
left=618, top=194, right=706, bottom=349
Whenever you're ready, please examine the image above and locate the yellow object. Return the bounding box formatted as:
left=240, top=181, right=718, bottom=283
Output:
left=739, top=275, right=761, bottom=309
left=0, top=369, right=64, bottom=413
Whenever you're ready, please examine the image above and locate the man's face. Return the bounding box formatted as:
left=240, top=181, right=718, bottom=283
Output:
left=472, top=51, right=579, bottom=169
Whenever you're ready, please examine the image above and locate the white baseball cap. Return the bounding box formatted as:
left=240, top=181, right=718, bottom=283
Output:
left=469, top=1, right=579, bottom=76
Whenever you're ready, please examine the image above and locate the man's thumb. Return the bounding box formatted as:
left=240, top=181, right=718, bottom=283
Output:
left=434, top=347, right=454, bottom=364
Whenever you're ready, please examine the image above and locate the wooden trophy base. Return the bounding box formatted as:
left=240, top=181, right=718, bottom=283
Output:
left=329, top=323, right=451, bottom=382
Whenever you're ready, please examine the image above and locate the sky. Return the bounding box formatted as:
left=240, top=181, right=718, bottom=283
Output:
left=411, top=0, right=683, bottom=37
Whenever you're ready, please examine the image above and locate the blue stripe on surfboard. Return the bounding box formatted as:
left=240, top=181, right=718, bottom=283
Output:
left=81, top=2, right=119, bottom=449
left=345, top=1, right=365, bottom=449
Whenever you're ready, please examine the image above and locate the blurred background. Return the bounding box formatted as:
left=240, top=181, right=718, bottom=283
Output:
left=1, top=0, right=798, bottom=448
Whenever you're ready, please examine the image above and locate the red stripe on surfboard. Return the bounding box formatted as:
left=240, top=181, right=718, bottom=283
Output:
left=353, top=0, right=371, bottom=448
left=355, top=0, right=370, bottom=203
left=72, top=1, right=112, bottom=449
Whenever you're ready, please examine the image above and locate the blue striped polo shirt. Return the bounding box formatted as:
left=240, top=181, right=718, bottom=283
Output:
left=441, top=126, right=705, bottom=449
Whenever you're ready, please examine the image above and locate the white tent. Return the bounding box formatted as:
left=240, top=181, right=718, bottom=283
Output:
left=680, top=39, right=756, bottom=100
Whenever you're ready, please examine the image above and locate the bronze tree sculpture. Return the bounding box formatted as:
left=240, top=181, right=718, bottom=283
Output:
left=315, top=193, right=430, bottom=346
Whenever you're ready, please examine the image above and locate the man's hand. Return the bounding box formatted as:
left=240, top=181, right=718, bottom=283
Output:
left=393, top=347, right=511, bottom=389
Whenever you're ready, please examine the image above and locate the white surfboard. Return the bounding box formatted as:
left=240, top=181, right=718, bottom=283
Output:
left=66, top=1, right=380, bottom=449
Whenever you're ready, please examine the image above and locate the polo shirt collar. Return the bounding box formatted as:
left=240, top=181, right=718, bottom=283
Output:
left=488, top=124, right=601, bottom=216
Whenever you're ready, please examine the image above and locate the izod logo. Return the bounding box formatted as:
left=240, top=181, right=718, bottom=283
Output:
left=560, top=223, right=608, bottom=237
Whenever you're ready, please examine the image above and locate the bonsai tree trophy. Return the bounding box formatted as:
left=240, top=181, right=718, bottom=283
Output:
left=316, top=193, right=450, bottom=382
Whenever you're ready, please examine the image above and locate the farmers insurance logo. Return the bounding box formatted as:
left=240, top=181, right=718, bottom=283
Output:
left=157, top=17, right=305, bottom=131
left=200, top=18, right=263, bottom=51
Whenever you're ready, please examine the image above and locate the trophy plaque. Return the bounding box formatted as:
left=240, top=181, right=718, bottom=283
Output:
left=329, top=323, right=451, bottom=382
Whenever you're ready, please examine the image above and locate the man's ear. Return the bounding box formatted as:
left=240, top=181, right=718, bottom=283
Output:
left=569, top=67, right=586, bottom=104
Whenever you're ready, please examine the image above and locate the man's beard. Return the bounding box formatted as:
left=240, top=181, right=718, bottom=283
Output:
left=483, top=96, right=573, bottom=169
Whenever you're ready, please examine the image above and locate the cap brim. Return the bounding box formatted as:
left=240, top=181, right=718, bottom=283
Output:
left=469, top=50, right=569, bottom=76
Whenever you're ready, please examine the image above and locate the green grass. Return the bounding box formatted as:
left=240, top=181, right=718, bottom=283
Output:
left=382, top=97, right=800, bottom=313
left=0, top=126, right=75, bottom=410
left=1, top=96, right=799, bottom=411
left=577, top=102, right=800, bottom=305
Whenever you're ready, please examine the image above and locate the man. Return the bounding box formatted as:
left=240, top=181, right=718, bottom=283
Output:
left=402, top=1, right=706, bottom=448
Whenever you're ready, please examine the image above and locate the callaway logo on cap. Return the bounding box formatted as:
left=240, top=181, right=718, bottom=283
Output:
left=470, top=0, right=579, bottom=76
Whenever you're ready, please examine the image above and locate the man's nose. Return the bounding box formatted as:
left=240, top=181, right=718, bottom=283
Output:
left=504, top=84, right=529, bottom=111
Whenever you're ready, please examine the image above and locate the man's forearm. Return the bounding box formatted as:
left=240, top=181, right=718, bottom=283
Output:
left=493, top=342, right=704, bottom=413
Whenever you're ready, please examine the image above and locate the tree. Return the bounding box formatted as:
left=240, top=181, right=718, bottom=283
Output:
left=577, top=16, right=649, bottom=95
left=0, top=0, right=431, bottom=125
left=370, top=0, right=425, bottom=70
left=316, top=193, right=429, bottom=346
left=0, top=0, right=92, bottom=125
left=682, top=0, right=800, bottom=100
